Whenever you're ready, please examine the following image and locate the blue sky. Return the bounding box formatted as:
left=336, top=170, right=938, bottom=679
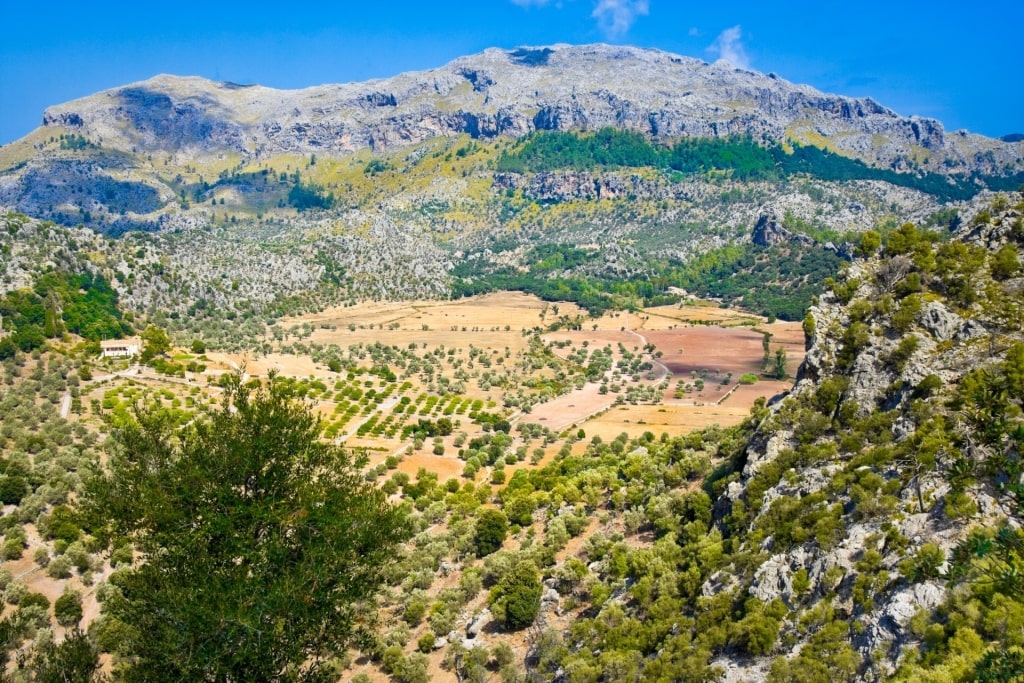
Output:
left=1, top=1, right=1021, bottom=144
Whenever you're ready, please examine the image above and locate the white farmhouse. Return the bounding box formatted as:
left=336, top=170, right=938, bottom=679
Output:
left=100, top=337, right=142, bottom=358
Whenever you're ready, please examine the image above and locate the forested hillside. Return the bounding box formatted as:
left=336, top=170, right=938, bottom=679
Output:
left=496, top=128, right=1021, bottom=202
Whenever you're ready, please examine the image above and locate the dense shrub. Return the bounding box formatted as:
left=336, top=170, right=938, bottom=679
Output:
left=490, top=560, right=542, bottom=630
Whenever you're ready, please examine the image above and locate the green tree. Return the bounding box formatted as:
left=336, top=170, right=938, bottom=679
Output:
left=490, top=560, right=542, bottom=630
left=22, top=629, right=101, bottom=683
left=54, top=589, right=84, bottom=627
left=139, top=325, right=171, bottom=362
left=855, top=230, right=881, bottom=258
left=81, top=373, right=409, bottom=682
left=474, top=509, right=509, bottom=557
left=991, top=244, right=1020, bottom=280
left=773, top=347, right=788, bottom=380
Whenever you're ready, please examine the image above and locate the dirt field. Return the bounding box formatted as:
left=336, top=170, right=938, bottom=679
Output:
left=645, top=324, right=802, bottom=378
left=281, top=292, right=586, bottom=356
left=515, top=381, right=614, bottom=433
left=638, top=303, right=765, bottom=327
left=724, top=379, right=795, bottom=407
left=221, top=295, right=808, bottom=459
left=578, top=403, right=753, bottom=441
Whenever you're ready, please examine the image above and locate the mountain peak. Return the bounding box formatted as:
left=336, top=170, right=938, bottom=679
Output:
left=33, top=42, right=953, bottom=165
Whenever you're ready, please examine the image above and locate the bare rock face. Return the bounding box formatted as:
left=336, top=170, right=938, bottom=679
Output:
left=751, top=214, right=815, bottom=248
left=918, top=301, right=966, bottom=342
left=29, top=44, right=1023, bottom=173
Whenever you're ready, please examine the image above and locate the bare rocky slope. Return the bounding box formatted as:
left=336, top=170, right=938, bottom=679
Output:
left=28, top=44, right=1023, bottom=174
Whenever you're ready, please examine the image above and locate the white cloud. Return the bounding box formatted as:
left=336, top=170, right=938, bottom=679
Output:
left=688, top=27, right=700, bottom=37
left=591, top=0, right=649, bottom=40
left=708, top=25, right=751, bottom=69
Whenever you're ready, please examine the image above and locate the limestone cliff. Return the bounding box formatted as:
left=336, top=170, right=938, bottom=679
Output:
left=29, top=45, right=1022, bottom=175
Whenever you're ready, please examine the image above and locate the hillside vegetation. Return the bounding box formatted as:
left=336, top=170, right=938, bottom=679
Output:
left=496, top=128, right=1020, bottom=202
left=349, top=193, right=1024, bottom=682
left=0, top=185, right=1020, bottom=680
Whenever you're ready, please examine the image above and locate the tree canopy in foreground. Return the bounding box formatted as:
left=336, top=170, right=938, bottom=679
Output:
left=83, top=373, right=410, bottom=682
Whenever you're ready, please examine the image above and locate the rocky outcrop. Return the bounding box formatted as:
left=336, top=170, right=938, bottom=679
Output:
left=494, top=171, right=645, bottom=202
left=704, top=193, right=1024, bottom=679
left=751, top=213, right=855, bottom=259
left=751, top=214, right=815, bottom=248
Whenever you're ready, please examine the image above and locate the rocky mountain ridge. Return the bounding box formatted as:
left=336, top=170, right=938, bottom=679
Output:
left=26, top=44, right=1022, bottom=175
left=703, top=194, right=1024, bottom=680
left=2, top=43, right=1022, bottom=344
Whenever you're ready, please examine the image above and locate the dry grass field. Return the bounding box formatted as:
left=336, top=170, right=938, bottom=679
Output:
left=575, top=403, right=753, bottom=441
left=215, top=294, right=805, bottom=449
left=287, top=292, right=586, bottom=355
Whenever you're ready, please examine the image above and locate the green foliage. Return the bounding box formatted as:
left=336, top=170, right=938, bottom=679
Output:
left=59, top=133, right=95, bottom=150
left=139, top=325, right=171, bottom=362
left=886, top=222, right=928, bottom=256
left=731, top=599, right=785, bottom=655
left=891, top=294, right=921, bottom=332
left=935, top=241, right=988, bottom=307
left=949, top=343, right=1024, bottom=516
left=80, top=373, right=410, bottom=682
left=899, top=542, right=946, bottom=582
left=0, top=476, right=28, bottom=505
left=837, top=321, right=870, bottom=370
left=889, top=335, right=919, bottom=370
left=948, top=523, right=1024, bottom=598
left=976, top=647, right=1024, bottom=682
left=802, top=312, right=816, bottom=342
left=496, top=128, right=662, bottom=172
left=0, top=271, right=130, bottom=357
left=855, top=230, right=882, bottom=258
left=452, top=267, right=614, bottom=316
left=772, top=347, right=788, bottom=379
left=455, top=239, right=842, bottom=321
left=496, top=129, right=983, bottom=200
left=287, top=181, right=335, bottom=211
left=767, top=618, right=860, bottom=682
left=474, top=508, right=509, bottom=557
left=363, top=158, right=391, bottom=175
left=416, top=632, right=435, bottom=654
left=661, top=243, right=843, bottom=321
left=21, top=629, right=101, bottom=683
left=991, top=243, right=1021, bottom=280
left=54, top=589, right=84, bottom=627
left=490, top=560, right=542, bottom=630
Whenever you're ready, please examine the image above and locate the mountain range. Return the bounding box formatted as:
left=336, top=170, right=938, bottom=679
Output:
left=1, top=43, right=1023, bottom=332
left=2, top=44, right=1022, bottom=227
left=22, top=44, right=1024, bottom=168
